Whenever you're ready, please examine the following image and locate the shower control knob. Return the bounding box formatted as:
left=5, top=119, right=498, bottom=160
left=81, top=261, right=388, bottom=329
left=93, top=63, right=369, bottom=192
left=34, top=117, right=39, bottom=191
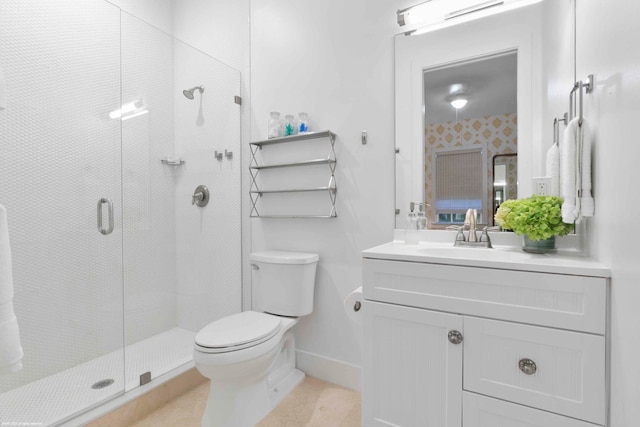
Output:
left=192, top=192, right=204, bottom=205
left=448, top=330, right=463, bottom=345
left=192, top=185, right=209, bottom=207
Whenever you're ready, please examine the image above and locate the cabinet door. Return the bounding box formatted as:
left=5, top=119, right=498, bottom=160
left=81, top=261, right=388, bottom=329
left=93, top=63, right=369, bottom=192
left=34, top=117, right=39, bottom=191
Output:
left=363, top=301, right=463, bottom=427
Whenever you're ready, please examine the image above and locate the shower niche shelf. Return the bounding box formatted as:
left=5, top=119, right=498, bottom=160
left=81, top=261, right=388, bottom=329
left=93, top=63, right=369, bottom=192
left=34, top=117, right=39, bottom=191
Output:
left=249, top=130, right=337, bottom=218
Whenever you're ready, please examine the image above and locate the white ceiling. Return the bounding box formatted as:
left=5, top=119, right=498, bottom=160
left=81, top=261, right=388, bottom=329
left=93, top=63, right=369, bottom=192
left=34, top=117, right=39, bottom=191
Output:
left=423, top=51, right=517, bottom=125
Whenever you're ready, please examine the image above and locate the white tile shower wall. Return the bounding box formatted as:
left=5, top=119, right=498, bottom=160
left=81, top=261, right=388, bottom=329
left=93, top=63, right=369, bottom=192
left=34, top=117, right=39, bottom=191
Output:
left=0, top=0, right=123, bottom=392
left=173, top=41, right=242, bottom=332
left=106, top=0, right=175, bottom=35
left=577, top=1, right=640, bottom=426
left=250, top=0, right=398, bottom=380
left=121, top=14, right=178, bottom=346
left=172, top=0, right=252, bottom=311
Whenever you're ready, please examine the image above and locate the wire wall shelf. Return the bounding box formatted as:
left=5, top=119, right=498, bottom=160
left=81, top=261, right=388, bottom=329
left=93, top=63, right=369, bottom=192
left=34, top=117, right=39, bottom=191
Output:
left=249, top=131, right=337, bottom=218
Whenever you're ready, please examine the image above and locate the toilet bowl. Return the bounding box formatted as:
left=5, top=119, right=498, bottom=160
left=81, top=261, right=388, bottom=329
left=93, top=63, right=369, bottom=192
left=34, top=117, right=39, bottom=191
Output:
left=194, top=251, right=318, bottom=427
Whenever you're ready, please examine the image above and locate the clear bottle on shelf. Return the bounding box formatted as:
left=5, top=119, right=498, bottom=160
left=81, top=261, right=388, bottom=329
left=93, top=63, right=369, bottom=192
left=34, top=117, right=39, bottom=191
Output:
left=284, top=114, right=297, bottom=136
left=268, top=112, right=282, bottom=139
left=405, top=202, right=420, bottom=244
left=298, top=112, right=309, bottom=133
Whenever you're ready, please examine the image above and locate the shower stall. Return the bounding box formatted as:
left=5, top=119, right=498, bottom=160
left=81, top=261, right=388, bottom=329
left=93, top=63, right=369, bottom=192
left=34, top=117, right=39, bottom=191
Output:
left=0, top=1, right=242, bottom=424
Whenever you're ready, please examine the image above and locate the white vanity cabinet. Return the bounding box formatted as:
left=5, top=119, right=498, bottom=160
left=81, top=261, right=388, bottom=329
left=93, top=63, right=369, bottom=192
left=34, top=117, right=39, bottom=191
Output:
left=362, top=247, right=610, bottom=427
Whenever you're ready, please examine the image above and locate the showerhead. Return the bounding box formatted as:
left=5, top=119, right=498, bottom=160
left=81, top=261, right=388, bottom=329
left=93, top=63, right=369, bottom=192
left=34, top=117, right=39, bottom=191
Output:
left=183, top=85, right=204, bottom=100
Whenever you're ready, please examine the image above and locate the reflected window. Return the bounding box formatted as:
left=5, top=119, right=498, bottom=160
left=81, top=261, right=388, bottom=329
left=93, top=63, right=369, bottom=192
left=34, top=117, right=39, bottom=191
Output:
left=434, top=148, right=484, bottom=224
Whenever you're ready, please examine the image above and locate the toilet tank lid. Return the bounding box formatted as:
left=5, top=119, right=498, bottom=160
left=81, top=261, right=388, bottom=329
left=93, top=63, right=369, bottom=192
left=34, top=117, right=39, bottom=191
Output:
left=250, top=251, right=319, bottom=264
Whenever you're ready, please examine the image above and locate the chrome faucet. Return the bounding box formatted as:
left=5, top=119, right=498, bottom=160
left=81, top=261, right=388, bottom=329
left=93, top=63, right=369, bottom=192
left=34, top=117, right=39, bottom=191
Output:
left=448, top=209, right=498, bottom=248
left=464, top=208, right=478, bottom=242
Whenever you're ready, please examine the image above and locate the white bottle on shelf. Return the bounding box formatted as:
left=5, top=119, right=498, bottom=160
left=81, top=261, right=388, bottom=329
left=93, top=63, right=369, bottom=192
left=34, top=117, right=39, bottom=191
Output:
left=268, top=112, right=282, bottom=139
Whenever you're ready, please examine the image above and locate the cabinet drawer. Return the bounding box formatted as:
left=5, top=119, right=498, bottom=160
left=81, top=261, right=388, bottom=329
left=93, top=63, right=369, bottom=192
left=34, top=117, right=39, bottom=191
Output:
left=463, top=392, right=601, bottom=427
left=363, top=259, right=607, bottom=334
left=463, top=317, right=605, bottom=424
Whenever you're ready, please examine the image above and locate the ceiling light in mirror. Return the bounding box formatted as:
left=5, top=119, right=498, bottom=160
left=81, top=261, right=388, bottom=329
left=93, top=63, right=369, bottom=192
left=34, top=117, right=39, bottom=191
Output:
left=450, top=96, right=468, bottom=109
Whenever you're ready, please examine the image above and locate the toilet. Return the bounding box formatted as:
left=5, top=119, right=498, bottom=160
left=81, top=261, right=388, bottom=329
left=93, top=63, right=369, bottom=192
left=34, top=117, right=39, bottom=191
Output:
left=193, top=250, right=319, bottom=427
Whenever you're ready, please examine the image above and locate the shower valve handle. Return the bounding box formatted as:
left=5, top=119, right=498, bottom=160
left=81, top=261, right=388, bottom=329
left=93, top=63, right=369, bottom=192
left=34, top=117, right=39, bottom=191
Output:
left=192, top=192, right=204, bottom=205
left=191, top=185, right=209, bottom=207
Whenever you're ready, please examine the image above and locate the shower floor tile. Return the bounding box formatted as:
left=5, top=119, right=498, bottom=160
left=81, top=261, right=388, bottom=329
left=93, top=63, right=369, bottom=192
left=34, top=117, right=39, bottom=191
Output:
left=0, top=327, right=194, bottom=426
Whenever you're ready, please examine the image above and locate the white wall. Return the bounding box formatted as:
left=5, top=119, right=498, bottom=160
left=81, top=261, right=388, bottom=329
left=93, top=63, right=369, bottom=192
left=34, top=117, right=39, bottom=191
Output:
left=173, top=40, right=242, bottom=332
left=250, top=0, right=400, bottom=388
left=540, top=0, right=575, bottom=167
left=577, top=1, right=640, bottom=425
left=172, top=0, right=253, bottom=310
left=106, top=0, right=174, bottom=34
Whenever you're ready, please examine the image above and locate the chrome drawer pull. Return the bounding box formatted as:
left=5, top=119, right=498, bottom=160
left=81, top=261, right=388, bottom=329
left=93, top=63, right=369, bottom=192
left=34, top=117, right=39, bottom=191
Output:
left=519, top=358, right=537, bottom=375
left=448, top=330, right=463, bottom=344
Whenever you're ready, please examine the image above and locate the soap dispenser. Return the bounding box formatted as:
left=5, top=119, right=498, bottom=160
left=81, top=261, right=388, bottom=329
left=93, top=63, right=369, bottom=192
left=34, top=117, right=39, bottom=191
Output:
left=416, top=202, right=428, bottom=230
left=405, top=202, right=420, bottom=244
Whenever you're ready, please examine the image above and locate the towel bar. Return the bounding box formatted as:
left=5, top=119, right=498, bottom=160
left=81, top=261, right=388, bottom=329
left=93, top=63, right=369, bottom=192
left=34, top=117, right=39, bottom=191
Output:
left=552, top=113, right=568, bottom=146
left=569, top=74, right=594, bottom=126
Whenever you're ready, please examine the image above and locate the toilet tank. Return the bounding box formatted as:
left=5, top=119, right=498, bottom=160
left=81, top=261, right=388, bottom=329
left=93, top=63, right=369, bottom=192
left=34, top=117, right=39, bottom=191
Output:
left=250, top=251, right=319, bottom=317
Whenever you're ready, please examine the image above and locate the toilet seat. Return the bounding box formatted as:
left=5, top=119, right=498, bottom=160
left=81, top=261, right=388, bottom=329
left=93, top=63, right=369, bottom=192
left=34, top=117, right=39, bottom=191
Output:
left=195, top=311, right=282, bottom=354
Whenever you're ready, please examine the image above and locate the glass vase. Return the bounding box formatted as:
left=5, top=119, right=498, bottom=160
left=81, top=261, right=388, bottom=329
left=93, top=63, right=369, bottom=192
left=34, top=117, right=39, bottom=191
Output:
left=522, top=235, right=557, bottom=254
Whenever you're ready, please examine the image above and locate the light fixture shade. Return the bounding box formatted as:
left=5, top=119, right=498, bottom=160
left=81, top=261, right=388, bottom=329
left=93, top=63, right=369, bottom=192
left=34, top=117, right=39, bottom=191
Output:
left=398, top=0, right=543, bottom=36
left=451, top=98, right=468, bottom=109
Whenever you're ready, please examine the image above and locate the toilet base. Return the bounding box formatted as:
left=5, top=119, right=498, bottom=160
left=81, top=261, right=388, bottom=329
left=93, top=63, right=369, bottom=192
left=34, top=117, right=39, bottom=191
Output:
left=200, top=331, right=303, bottom=427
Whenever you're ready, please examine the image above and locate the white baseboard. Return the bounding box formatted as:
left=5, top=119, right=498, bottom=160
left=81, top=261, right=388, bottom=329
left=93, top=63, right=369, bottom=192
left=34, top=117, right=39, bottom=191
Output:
left=295, top=349, right=361, bottom=392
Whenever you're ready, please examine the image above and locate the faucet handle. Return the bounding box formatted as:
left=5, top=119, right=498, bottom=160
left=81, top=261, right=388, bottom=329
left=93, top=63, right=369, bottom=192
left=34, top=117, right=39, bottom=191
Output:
left=446, top=225, right=466, bottom=244
left=479, top=226, right=500, bottom=247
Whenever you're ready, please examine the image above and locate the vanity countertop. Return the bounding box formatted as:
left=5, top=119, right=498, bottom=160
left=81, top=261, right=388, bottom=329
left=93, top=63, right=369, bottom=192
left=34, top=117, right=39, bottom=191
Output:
left=363, top=239, right=610, bottom=278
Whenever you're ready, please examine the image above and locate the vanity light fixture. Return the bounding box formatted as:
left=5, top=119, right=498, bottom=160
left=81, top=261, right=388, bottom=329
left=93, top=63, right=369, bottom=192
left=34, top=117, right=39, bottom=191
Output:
left=398, top=0, right=543, bottom=36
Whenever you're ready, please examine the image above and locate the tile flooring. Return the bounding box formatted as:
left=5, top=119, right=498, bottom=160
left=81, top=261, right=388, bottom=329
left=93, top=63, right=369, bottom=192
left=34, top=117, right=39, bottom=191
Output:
left=129, top=376, right=361, bottom=427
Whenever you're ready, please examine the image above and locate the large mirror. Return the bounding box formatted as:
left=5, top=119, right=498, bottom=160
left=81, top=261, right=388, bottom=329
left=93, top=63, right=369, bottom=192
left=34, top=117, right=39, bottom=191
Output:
left=395, top=0, right=575, bottom=229
left=424, top=52, right=517, bottom=226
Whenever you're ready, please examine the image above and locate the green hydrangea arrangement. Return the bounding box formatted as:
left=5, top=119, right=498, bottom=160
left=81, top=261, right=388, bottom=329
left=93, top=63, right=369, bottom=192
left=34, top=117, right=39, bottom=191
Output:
left=494, top=195, right=574, bottom=241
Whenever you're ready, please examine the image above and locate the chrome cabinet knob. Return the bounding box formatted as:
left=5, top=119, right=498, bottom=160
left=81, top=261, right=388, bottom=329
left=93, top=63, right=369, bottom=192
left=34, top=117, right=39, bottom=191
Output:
left=448, top=330, right=463, bottom=345
left=519, top=358, right=537, bottom=375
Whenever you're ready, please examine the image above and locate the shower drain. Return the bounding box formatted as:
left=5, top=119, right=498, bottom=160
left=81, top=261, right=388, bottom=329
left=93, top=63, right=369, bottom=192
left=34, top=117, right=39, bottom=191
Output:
left=91, top=379, right=115, bottom=390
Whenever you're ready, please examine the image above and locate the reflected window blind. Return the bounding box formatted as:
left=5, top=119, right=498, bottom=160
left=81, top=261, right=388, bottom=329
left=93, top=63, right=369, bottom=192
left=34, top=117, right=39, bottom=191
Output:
left=435, top=149, right=483, bottom=213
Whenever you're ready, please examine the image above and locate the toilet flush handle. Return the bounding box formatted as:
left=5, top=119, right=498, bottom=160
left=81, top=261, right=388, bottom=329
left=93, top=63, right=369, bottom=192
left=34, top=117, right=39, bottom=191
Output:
left=251, top=264, right=259, bottom=270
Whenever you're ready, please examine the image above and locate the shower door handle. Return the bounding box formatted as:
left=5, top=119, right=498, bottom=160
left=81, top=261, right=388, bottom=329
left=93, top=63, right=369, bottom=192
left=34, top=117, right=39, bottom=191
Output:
left=97, top=198, right=114, bottom=235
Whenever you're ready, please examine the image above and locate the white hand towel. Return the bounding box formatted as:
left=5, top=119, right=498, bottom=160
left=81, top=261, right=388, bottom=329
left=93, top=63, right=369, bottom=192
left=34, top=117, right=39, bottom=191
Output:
left=561, top=118, right=594, bottom=224
left=578, top=119, right=594, bottom=217
left=0, top=203, right=23, bottom=375
left=561, top=119, right=578, bottom=222
left=546, top=143, right=560, bottom=196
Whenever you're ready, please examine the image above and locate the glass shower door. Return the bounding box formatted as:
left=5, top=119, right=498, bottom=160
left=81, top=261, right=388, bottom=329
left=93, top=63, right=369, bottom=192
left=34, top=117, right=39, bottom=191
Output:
left=0, top=1, right=125, bottom=424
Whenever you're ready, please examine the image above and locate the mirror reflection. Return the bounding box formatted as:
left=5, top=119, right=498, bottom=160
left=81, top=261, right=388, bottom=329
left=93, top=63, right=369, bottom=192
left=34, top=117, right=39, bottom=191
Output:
left=395, top=0, right=574, bottom=230
left=492, top=153, right=518, bottom=225
left=424, top=52, right=517, bottom=226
